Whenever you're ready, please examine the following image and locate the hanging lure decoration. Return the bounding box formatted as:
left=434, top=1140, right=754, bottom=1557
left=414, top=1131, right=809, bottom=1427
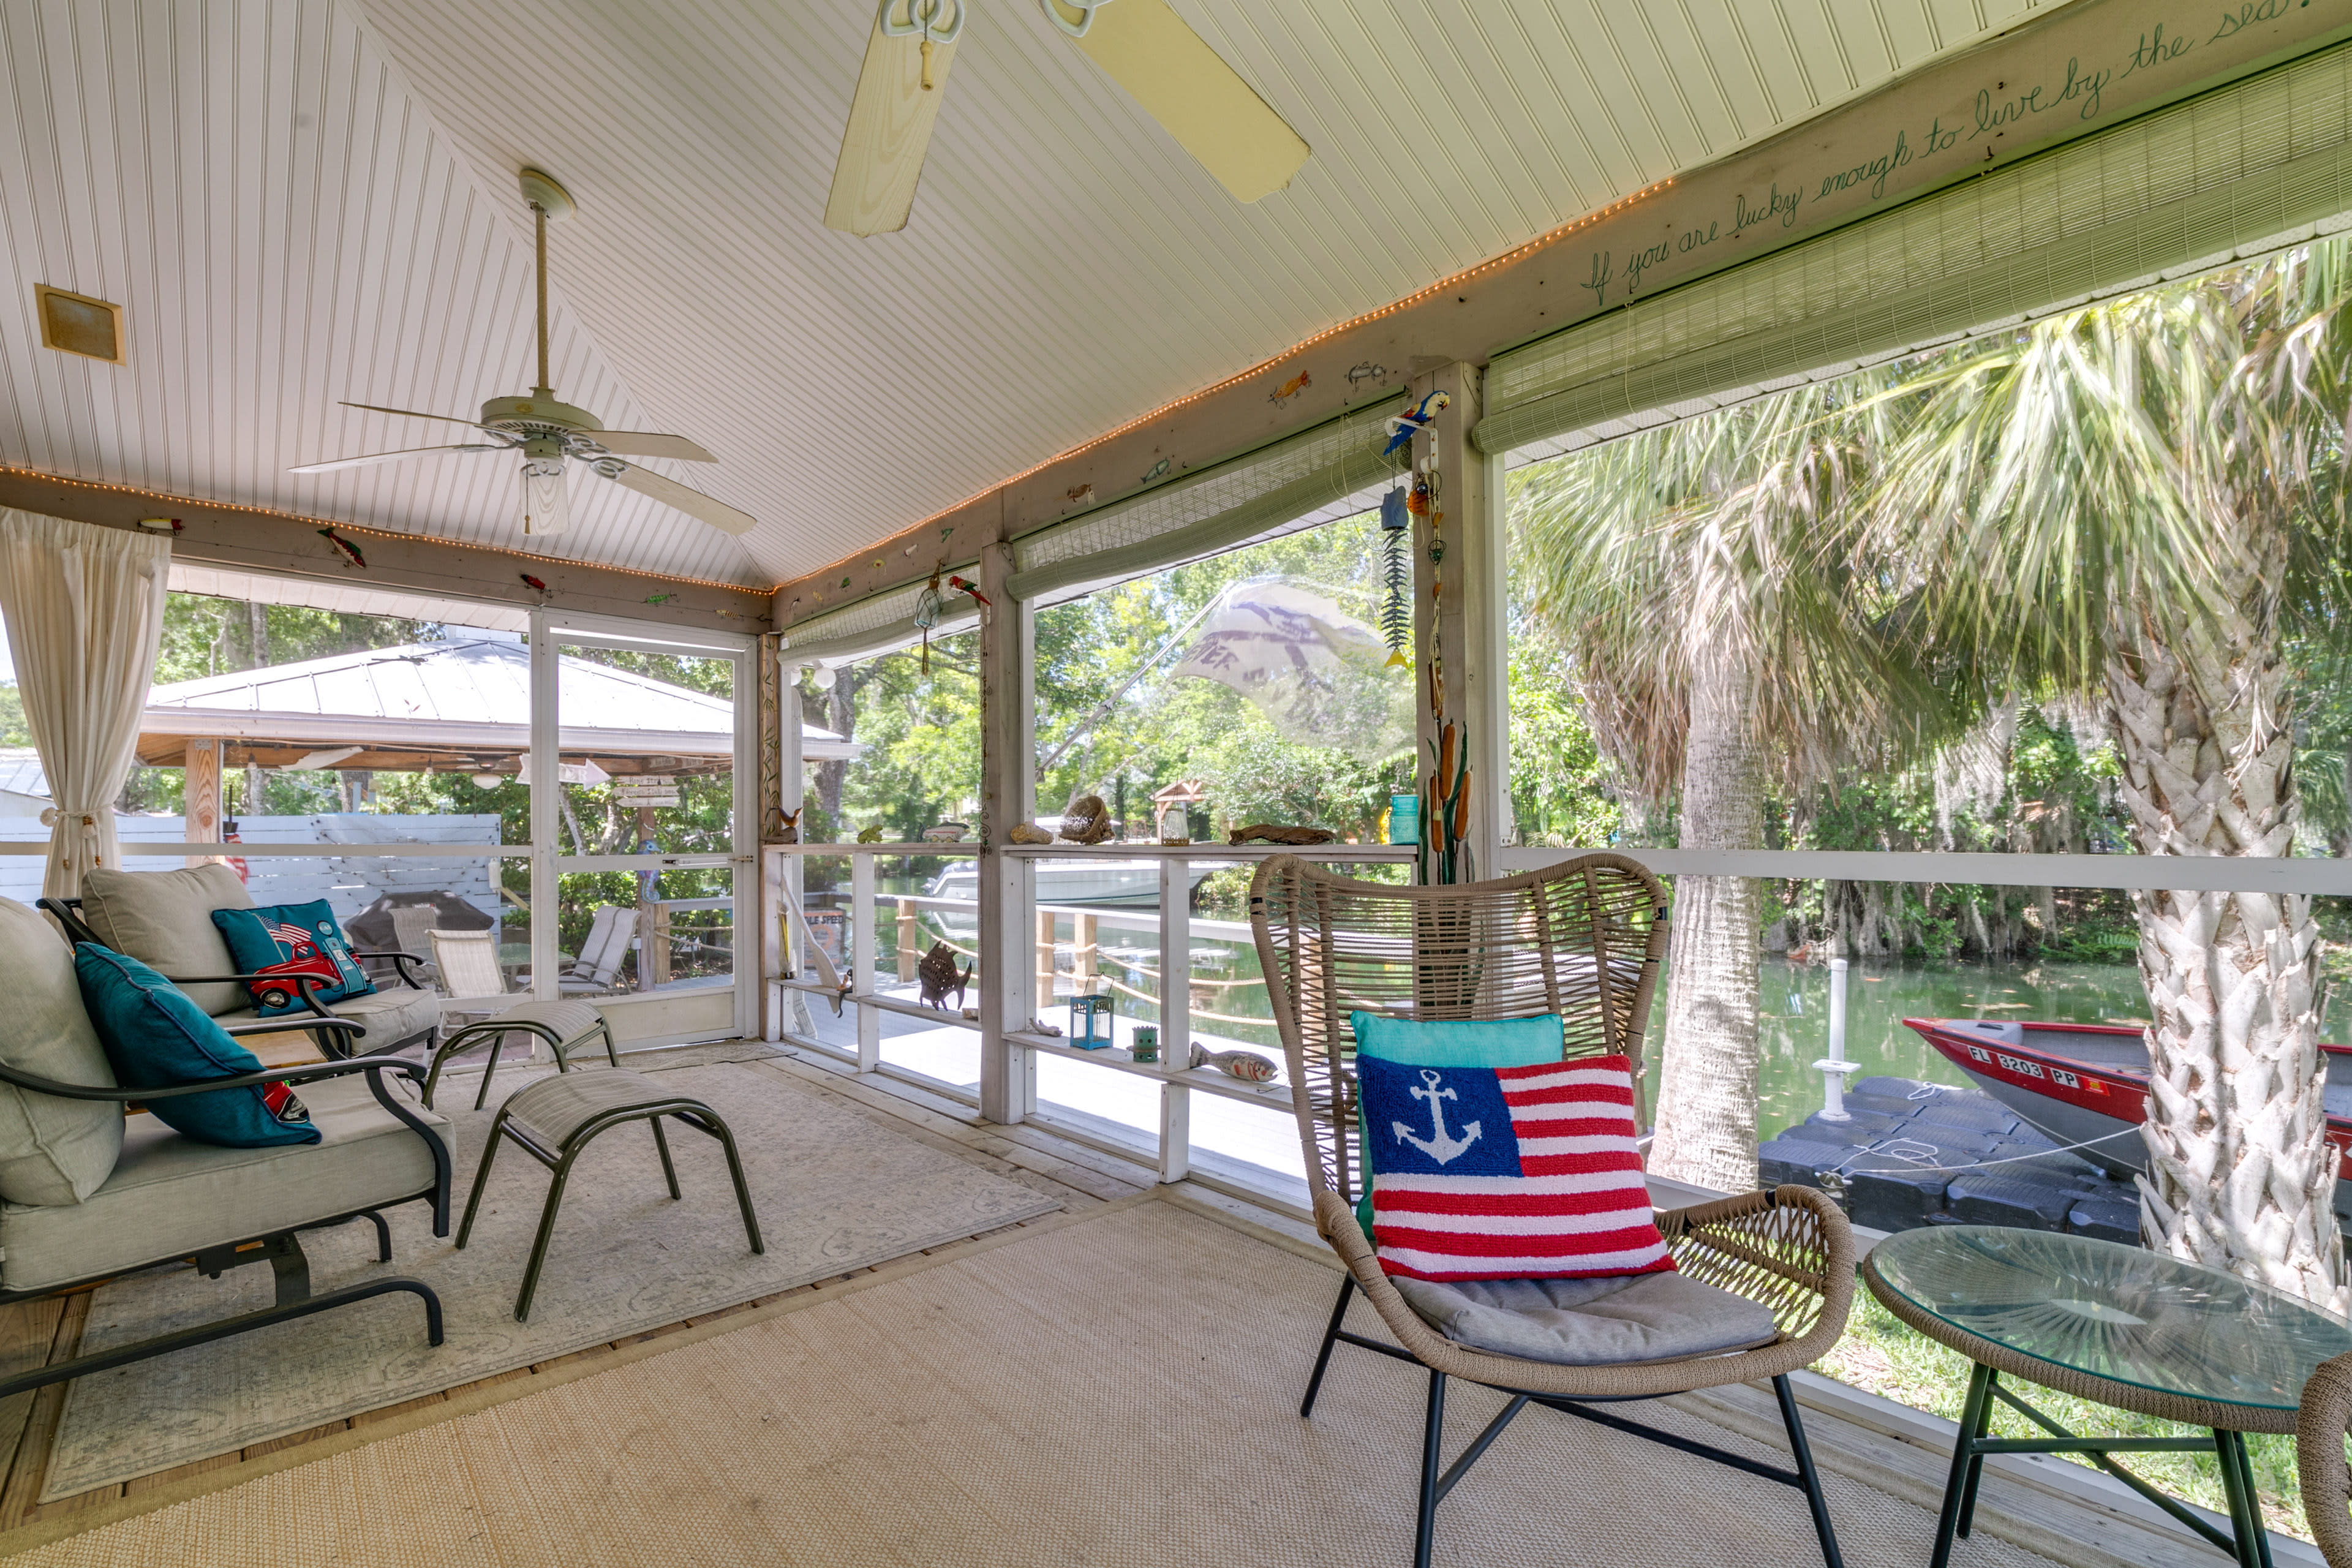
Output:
left=913, top=567, right=945, bottom=675
left=1378, top=486, right=1412, bottom=669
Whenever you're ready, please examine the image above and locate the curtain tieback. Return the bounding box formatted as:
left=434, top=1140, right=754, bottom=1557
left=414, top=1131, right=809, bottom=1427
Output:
left=39, top=807, right=102, bottom=869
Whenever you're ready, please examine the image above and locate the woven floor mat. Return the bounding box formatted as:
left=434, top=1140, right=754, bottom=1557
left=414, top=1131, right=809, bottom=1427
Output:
left=19, top=1199, right=2059, bottom=1567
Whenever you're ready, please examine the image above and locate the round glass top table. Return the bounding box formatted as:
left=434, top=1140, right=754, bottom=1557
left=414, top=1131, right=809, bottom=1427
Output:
left=1862, top=1225, right=2352, bottom=1568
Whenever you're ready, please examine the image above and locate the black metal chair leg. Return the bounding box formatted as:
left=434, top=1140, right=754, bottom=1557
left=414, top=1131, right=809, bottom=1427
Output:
left=1932, top=1361, right=1994, bottom=1568
left=1415, top=1368, right=1446, bottom=1568
left=454, top=1110, right=510, bottom=1248
left=472, top=1028, right=508, bottom=1110
left=362, top=1208, right=391, bottom=1262
left=707, top=1115, right=764, bottom=1254
left=1300, top=1274, right=1355, bottom=1419
left=650, top=1116, right=681, bottom=1199
left=1773, top=1375, right=1845, bottom=1568
left=513, top=1162, right=577, bottom=1322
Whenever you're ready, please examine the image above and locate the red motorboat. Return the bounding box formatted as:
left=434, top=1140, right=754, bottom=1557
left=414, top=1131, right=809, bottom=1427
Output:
left=1903, top=1016, right=2352, bottom=1229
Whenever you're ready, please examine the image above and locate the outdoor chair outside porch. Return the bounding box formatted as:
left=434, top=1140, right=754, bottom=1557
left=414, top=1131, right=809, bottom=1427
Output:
left=560, top=907, right=638, bottom=996
left=1251, top=852, right=1856, bottom=1568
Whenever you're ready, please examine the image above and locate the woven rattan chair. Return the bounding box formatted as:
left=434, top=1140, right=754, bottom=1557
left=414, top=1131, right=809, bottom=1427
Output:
left=1251, top=853, right=1855, bottom=1568
left=2301, top=1352, right=2352, bottom=1565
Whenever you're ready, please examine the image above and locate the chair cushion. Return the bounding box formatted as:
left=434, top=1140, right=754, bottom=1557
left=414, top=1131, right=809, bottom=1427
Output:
left=0, top=899, right=121, bottom=1207
left=77, top=863, right=255, bottom=1017
left=481, top=1000, right=609, bottom=1054
left=74, top=945, right=317, bottom=1148
left=502, top=1067, right=693, bottom=1149
left=1360, top=1054, right=1672, bottom=1280
left=211, top=902, right=376, bottom=1016
left=1392, top=1269, right=1781, bottom=1366
left=0, top=1069, right=447, bottom=1292
left=214, top=987, right=443, bottom=1050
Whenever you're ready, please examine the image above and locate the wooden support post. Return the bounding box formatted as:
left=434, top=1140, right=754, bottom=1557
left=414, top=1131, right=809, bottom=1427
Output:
left=763, top=666, right=807, bottom=1041
left=182, top=739, right=221, bottom=865
left=978, top=522, right=1035, bottom=1123
left=527, top=616, right=559, bottom=1008
left=1036, top=909, right=1057, bottom=1020
left=897, top=897, right=919, bottom=982
left=853, top=852, right=880, bottom=1072
left=1410, top=363, right=1504, bottom=881
left=1157, top=855, right=1192, bottom=1183
left=1074, top=912, right=1098, bottom=995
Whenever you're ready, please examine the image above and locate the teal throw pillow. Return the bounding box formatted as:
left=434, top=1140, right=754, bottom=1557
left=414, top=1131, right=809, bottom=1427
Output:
left=210, top=902, right=375, bottom=1017
left=73, top=944, right=318, bottom=1148
left=1349, top=1012, right=1566, bottom=1237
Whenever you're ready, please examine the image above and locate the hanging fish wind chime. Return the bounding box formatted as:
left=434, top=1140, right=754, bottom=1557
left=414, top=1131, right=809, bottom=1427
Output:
left=1378, top=486, right=1411, bottom=669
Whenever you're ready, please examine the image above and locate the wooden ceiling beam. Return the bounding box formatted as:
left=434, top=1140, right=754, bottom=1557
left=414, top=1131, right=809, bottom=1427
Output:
left=0, top=468, right=773, bottom=634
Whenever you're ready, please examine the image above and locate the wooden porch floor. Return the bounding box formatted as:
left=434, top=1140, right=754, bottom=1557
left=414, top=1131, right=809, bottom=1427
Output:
left=0, top=1047, right=1158, bottom=1533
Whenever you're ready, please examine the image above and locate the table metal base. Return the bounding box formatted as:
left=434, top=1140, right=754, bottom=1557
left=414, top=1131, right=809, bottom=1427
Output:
left=1934, top=1362, right=2272, bottom=1568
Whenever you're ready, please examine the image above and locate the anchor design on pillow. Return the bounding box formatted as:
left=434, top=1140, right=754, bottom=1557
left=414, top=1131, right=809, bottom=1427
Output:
left=1393, top=1068, right=1482, bottom=1164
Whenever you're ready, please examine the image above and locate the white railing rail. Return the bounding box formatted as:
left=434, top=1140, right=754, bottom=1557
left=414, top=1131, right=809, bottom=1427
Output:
left=758, top=839, right=1414, bottom=1185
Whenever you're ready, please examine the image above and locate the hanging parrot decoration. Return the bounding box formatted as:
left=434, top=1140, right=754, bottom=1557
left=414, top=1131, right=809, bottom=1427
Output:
left=1382, top=390, right=1450, bottom=456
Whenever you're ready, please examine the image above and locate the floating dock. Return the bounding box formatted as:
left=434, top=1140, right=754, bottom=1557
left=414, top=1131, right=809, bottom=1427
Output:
left=1757, top=1076, right=2143, bottom=1243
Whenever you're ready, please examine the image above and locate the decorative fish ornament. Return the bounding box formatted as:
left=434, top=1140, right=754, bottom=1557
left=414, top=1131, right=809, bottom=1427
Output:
left=918, top=941, right=973, bottom=1011
left=1189, top=1042, right=1279, bottom=1082
left=1268, top=371, right=1311, bottom=405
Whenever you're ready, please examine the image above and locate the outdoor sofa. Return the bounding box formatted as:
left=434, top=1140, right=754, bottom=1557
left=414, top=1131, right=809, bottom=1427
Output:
left=0, top=895, right=450, bottom=1399
left=39, top=863, right=442, bottom=1056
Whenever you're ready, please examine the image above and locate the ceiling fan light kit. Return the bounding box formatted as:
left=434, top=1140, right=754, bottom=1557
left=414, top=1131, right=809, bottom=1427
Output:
left=286, top=167, right=757, bottom=540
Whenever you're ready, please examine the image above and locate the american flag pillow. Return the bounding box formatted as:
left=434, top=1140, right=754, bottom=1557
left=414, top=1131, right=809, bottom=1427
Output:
left=1359, top=1053, right=1673, bottom=1281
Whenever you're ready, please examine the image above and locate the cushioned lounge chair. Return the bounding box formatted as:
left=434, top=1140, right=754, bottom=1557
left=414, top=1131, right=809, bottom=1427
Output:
left=1250, top=853, right=1855, bottom=1568
left=0, top=895, right=450, bottom=1401
left=39, top=863, right=442, bottom=1057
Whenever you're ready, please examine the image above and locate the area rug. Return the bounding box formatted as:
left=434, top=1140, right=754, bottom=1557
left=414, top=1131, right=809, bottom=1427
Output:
left=42, top=1059, right=1061, bottom=1498
left=12, top=1200, right=2059, bottom=1568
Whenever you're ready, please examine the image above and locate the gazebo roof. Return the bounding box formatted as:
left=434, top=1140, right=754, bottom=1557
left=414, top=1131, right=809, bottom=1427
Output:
left=132, top=635, right=854, bottom=777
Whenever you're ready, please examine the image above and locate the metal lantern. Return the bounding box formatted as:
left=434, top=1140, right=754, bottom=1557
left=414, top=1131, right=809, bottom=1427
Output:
left=1069, top=990, right=1114, bottom=1049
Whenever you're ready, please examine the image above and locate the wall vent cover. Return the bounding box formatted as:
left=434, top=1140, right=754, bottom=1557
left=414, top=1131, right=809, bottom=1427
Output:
left=34, top=285, right=123, bottom=363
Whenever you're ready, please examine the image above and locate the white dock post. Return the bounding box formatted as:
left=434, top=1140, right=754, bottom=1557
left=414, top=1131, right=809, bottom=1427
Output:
left=1813, top=957, right=1858, bottom=1121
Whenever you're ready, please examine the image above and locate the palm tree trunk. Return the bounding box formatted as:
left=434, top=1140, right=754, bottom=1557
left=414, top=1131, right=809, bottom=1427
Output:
left=1649, top=655, right=1765, bottom=1192
left=2114, top=574, right=2346, bottom=1311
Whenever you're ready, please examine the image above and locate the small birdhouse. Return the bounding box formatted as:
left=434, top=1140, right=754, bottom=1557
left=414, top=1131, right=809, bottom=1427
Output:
left=1069, top=991, right=1114, bottom=1049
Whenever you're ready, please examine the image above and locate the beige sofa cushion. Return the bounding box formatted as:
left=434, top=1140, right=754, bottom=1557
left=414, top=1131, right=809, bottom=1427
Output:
left=77, top=864, right=255, bottom=1017
left=216, top=986, right=442, bottom=1050
left=0, top=899, right=122, bottom=1207
left=0, top=1069, right=447, bottom=1292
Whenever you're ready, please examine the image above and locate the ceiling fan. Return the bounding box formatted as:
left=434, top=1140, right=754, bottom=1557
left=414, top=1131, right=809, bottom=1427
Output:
left=826, top=0, right=1310, bottom=237
left=290, top=168, right=756, bottom=539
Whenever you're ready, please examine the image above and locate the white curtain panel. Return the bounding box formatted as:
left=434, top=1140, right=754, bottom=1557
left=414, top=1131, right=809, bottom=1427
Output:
left=0, top=511, right=168, bottom=899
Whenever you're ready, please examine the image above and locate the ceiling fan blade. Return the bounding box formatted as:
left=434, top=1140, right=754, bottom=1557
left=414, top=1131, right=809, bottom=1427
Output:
left=288, top=443, right=503, bottom=475
left=824, top=17, right=959, bottom=236
left=1062, top=0, right=1308, bottom=203
left=337, top=400, right=491, bottom=432
left=590, top=430, right=718, bottom=462
left=598, top=461, right=758, bottom=537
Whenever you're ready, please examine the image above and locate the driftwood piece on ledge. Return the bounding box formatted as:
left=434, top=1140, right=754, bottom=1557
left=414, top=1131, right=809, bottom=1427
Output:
left=1227, top=824, right=1336, bottom=846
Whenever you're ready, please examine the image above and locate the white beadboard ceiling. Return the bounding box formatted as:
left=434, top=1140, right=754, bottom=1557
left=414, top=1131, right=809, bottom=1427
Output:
left=0, top=0, right=2057, bottom=590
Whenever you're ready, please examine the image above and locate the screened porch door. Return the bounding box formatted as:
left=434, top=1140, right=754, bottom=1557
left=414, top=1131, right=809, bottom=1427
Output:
left=529, top=610, right=756, bottom=1047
